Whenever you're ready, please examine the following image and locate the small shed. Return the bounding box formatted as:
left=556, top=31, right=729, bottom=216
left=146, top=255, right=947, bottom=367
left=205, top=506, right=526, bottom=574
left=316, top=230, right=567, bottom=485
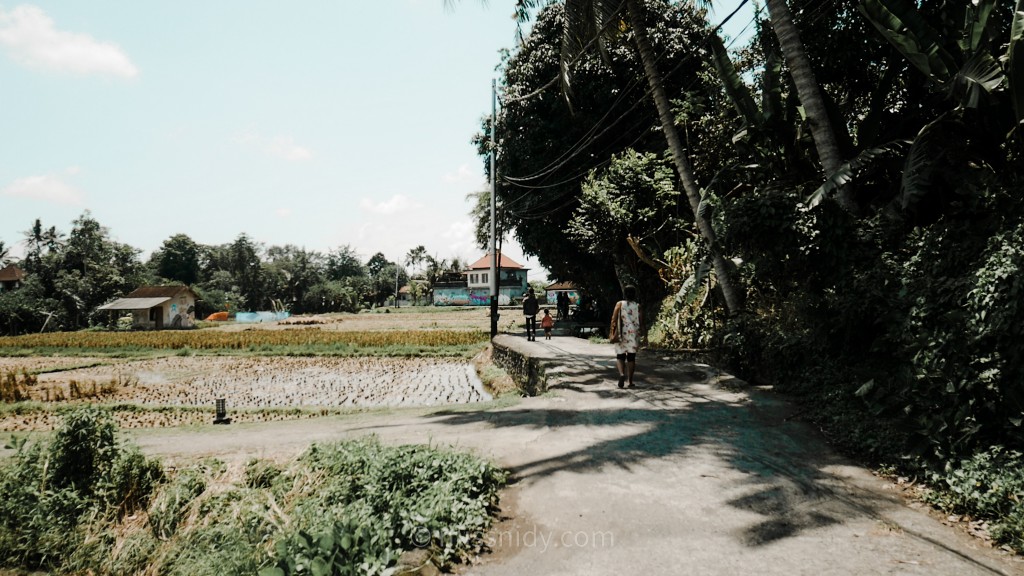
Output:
left=0, top=264, right=26, bottom=292
left=545, top=281, right=579, bottom=305
left=98, top=285, right=198, bottom=329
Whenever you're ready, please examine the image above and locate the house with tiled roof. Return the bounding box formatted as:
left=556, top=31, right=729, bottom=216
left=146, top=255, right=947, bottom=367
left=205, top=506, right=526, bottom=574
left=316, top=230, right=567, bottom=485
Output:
left=432, top=253, right=529, bottom=306
left=0, top=264, right=26, bottom=292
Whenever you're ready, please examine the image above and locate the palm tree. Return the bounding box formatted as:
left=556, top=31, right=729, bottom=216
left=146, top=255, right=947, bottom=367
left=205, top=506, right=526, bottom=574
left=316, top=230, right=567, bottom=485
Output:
left=763, top=0, right=855, bottom=212
left=452, top=0, right=744, bottom=313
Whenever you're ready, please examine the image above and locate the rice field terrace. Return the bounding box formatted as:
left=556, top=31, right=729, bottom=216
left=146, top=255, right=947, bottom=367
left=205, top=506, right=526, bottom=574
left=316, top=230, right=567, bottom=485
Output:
left=0, top=308, right=505, bottom=431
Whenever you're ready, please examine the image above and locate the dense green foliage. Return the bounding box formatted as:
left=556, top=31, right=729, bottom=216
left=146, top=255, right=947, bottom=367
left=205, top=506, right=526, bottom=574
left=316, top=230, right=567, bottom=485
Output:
left=0, top=406, right=164, bottom=568
left=0, top=408, right=507, bottom=574
left=487, top=0, right=1024, bottom=549
left=0, top=221, right=471, bottom=335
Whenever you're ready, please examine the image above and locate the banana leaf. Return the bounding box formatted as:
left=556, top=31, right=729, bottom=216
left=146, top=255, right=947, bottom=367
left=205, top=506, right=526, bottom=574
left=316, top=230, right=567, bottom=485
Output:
left=859, top=0, right=957, bottom=82
left=1009, top=0, right=1024, bottom=121
left=806, top=141, right=910, bottom=208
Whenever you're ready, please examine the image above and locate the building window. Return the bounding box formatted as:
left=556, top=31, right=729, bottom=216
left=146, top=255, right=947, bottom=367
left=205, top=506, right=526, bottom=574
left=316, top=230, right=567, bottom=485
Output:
left=482, top=273, right=488, bottom=284
left=471, top=274, right=478, bottom=284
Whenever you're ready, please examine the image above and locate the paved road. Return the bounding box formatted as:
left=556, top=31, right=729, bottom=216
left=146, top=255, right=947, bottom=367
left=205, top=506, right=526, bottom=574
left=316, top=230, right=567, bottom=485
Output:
left=129, top=335, right=1024, bottom=576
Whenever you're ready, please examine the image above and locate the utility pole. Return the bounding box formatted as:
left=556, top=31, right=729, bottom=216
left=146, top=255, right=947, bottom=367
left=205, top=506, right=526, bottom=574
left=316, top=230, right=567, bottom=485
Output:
left=395, top=265, right=400, bottom=309
left=489, top=79, right=499, bottom=338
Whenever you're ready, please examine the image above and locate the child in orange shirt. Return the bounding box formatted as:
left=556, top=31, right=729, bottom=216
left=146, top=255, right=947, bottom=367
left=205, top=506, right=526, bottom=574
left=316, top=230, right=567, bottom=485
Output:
left=541, top=309, right=554, bottom=340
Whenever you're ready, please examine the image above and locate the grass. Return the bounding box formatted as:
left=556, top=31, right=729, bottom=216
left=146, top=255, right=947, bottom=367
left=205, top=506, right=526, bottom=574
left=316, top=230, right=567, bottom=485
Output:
left=0, top=329, right=489, bottom=354
left=0, top=408, right=508, bottom=575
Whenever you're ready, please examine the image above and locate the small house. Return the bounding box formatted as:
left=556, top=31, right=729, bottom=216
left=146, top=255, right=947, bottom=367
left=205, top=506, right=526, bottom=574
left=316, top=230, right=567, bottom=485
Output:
left=545, top=281, right=579, bottom=305
left=0, top=264, right=26, bottom=292
left=98, top=285, right=198, bottom=329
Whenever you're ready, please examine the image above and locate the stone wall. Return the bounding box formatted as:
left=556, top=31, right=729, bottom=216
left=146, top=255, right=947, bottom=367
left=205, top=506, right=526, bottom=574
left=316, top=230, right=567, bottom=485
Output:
left=491, top=336, right=547, bottom=396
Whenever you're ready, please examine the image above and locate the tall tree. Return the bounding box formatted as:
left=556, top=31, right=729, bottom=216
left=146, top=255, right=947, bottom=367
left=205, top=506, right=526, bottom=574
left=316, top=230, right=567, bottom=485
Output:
left=228, top=234, right=266, bottom=310
left=325, top=245, right=365, bottom=280
left=155, top=234, right=201, bottom=285
left=458, top=0, right=744, bottom=312
left=763, top=0, right=854, bottom=211
left=404, top=245, right=429, bottom=275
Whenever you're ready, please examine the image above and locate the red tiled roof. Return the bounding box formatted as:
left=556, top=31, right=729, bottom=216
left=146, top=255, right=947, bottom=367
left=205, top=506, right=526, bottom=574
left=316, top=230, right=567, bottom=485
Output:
left=546, top=281, right=577, bottom=291
left=0, top=264, right=26, bottom=282
left=466, top=253, right=525, bottom=270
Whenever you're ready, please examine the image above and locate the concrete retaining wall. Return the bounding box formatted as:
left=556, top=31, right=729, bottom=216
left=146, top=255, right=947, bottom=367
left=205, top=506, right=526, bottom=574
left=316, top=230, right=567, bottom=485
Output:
left=491, top=335, right=548, bottom=396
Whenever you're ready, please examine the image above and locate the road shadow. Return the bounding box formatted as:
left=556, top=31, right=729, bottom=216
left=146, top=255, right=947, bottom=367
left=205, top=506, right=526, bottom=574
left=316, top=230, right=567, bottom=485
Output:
left=424, top=350, right=983, bottom=559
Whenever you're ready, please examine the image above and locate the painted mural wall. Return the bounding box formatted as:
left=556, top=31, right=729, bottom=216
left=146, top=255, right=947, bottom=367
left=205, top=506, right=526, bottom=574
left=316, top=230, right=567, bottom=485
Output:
left=546, top=291, right=579, bottom=305
left=433, top=287, right=515, bottom=306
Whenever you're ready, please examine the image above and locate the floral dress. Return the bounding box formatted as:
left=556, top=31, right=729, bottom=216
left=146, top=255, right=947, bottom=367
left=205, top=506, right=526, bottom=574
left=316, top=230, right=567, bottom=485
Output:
left=614, top=300, right=640, bottom=355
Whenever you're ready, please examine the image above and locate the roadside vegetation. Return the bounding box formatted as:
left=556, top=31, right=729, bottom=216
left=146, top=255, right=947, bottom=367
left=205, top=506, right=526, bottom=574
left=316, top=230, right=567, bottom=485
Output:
left=480, top=0, right=1024, bottom=554
left=0, top=406, right=507, bottom=575
left=2, top=0, right=1022, bottom=560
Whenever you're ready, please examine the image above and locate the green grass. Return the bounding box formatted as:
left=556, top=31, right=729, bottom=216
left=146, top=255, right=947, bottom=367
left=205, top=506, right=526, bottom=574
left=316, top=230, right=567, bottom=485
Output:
left=0, top=342, right=488, bottom=360
left=0, top=408, right=508, bottom=575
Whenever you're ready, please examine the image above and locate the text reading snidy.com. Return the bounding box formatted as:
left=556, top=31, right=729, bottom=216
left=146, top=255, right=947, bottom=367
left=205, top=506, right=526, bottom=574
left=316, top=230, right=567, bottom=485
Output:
left=412, top=525, right=615, bottom=554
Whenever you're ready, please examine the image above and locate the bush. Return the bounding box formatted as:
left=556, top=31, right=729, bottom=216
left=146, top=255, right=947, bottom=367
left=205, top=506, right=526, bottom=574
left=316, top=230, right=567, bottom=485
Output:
left=0, top=406, right=165, bottom=570
left=924, top=446, right=1024, bottom=551
left=1, top=422, right=506, bottom=575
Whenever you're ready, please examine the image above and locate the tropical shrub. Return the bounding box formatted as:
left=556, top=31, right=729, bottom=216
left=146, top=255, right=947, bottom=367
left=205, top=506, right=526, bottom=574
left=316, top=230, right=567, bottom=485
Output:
left=0, top=422, right=506, bottom=575
left=0, top=406, right=163, bottom=570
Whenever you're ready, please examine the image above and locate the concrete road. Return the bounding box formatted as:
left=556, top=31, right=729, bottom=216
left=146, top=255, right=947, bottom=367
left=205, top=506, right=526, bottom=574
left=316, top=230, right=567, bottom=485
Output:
left=129, top=334, right=1024, bottom=576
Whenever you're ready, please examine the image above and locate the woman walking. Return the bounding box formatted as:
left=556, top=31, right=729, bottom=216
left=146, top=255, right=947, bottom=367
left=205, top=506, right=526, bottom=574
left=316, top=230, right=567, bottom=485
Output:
left=608, top=285, right=642, bottom=388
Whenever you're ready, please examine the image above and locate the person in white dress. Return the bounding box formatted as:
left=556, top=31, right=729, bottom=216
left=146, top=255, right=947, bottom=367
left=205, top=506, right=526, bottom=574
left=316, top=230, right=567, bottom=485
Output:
left=608, top=285, right=642, bottom=388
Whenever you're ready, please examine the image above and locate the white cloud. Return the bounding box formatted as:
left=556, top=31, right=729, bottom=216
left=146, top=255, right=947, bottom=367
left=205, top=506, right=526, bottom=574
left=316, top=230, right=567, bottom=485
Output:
left=442, top=164, right=477, bottom=184
left=359, top=194, right=422, bottom=215
left=0, top=5, right=138, bottom=77
left=275, top=207, right=292, bottom=218
left=265, top=136, right=312, bottom=161
left=238, top=131, right=312, bottom=162
left=441, top=219, right=478, bottom=256
left=2, top=173, right=83, bottom=205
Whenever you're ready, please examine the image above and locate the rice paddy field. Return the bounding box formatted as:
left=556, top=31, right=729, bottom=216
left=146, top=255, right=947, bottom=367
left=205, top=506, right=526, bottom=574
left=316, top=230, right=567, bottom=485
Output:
left=0, top=307, right=504, bottom=431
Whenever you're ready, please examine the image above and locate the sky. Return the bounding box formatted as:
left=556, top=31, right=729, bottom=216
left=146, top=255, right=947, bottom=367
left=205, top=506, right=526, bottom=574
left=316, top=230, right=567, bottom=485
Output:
left=0, top=0, right=756, bottom=280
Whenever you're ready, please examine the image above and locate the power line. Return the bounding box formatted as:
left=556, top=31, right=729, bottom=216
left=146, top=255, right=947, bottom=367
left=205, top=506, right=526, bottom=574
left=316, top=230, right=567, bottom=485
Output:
left=496, top=1, right=760, bottom=220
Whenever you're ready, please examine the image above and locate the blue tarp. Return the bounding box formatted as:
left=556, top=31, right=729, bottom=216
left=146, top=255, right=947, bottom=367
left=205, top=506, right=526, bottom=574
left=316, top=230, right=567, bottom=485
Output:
left=235, top=311, right=290, bottom=323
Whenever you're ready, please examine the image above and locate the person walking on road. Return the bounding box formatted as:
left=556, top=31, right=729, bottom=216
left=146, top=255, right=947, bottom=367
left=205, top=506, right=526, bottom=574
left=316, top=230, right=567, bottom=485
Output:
left=608, top=285, right=642, bottom=388
left=522, top=288, right=539, bottom=341
left=541, top=308, right=554, bottom=340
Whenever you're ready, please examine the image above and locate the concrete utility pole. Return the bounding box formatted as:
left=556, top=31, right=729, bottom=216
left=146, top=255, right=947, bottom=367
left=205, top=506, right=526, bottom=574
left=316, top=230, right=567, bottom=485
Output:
left=489, top=79, right=499, bottom=338
left=395, top=266, right=400, bottom=308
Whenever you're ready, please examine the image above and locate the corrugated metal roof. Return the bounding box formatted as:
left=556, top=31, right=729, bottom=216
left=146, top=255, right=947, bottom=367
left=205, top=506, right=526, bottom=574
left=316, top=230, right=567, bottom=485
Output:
left=546, top=281, right=577, bottom=291
left=125, top=285, right=196, bottom=299
left=97, top=297, right=171, bottom=310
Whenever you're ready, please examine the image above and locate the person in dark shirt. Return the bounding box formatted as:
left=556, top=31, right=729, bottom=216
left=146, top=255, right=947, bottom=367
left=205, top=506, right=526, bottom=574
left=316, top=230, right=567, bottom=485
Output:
left=522, top=288, right=539, bottom=341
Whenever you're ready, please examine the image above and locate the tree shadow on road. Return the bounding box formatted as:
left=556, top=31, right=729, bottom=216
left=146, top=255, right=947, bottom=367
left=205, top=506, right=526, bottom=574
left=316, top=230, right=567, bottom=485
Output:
left=424, top=354, right=991, bottom=562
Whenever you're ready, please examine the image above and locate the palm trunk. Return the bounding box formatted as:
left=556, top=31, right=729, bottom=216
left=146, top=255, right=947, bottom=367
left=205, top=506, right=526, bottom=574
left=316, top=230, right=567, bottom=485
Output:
left=765, top=0, right=855, bottom=212
left=625, top=0, right=743, bottom=314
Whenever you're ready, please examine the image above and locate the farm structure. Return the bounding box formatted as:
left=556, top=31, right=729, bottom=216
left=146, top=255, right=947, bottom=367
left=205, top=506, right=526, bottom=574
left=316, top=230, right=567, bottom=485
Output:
left=98, top=285, right=198, bottom=329
left=432, top=253, right=529, bottom=306
left=0, top=264, right=26, bottom=292
left=545, top=280, right=579, bottom=306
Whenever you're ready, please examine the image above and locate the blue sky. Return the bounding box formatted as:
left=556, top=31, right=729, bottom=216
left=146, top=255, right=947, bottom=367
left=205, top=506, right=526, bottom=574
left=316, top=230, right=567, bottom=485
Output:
left=0, top=1, right=755, bottom=278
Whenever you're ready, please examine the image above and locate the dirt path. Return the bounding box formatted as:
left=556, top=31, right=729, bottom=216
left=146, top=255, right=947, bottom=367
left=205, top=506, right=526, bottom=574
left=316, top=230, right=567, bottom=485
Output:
left=126, top=335, right=1023, bottom=576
